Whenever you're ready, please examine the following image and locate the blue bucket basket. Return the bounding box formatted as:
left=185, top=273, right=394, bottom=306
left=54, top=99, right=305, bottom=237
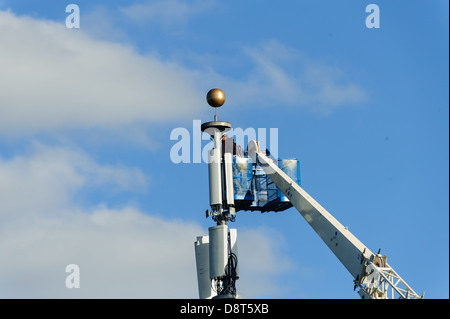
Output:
left=233, top=156, right=300, bottom=213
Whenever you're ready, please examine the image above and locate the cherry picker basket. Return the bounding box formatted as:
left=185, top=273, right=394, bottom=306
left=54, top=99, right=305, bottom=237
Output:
left=233, top=155, right=300, bottom=213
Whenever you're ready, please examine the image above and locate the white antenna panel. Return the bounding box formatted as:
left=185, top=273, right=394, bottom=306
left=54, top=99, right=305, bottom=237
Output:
left=209, top=224, right=228, bottom=279
left=194, top=236, right=215, bottom=299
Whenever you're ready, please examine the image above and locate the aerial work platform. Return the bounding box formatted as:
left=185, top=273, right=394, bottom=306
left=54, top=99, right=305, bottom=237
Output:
left=195, top=88, right=423, bottom=299
left=232, top=154, right=300, bottom=213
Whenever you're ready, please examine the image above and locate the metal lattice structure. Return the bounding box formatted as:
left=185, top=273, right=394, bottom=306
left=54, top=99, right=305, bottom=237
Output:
left=357, top=257, right=423, bottom=299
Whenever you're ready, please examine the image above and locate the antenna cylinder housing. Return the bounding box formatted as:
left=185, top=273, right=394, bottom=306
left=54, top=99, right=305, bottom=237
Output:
left=209, top=224, right=228, bottom=279
left=223, top=152, right=235, bottom=213
left=208, top=148, right=223, bottom=210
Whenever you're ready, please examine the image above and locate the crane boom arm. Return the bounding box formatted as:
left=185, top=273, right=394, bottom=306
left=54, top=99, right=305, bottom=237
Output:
left=256, top=150, right=372, bottom=279
left=248, top=142, right=422, bottom=299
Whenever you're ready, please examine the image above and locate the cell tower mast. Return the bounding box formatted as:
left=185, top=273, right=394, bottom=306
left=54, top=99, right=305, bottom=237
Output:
left=194, top=89, right=240, bottom=299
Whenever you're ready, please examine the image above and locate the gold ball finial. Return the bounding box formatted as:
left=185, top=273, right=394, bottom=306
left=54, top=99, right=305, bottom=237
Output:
left=206, top=88, right=225, bottom=108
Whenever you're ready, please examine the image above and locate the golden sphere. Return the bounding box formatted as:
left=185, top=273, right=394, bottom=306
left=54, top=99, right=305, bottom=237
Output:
left=206, top=88, right=225, bottom=107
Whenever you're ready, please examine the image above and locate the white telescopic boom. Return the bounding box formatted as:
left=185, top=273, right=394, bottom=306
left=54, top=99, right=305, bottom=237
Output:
left=256, top=149, right=372, bottom=279
left=248, top=141, right=422, bottom=299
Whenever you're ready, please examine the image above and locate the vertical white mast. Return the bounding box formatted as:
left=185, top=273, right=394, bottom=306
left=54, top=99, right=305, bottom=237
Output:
left=194, top=89, right=240, bottom=299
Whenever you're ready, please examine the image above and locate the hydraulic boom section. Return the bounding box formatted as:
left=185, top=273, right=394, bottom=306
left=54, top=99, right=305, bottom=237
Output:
left=247, top=140, right=423, bottom=299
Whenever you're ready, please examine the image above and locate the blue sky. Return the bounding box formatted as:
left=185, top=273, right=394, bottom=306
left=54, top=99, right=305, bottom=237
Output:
left=0, top=0, right=448, bottom=298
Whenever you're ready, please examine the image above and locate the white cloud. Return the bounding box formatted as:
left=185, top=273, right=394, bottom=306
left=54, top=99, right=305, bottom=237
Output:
left=0, top=143, right=147, bottom=219
left=207, top=39, right=367, bottom=114
left=81, top=5, right=130, bottom=43
left=0, top=10, right=205, bottom=135
left=0, top=144, right=293, bottom=298
left=0, top=11, right=366, bottom=137
left=120, top=0, right=216, bottom=29
left=0, top=206, right=203, bottom=298
left=237, top=227, right=294, bottom=297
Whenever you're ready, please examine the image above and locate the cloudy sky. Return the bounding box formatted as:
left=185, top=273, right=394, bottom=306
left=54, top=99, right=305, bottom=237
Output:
left=0, top=1, right=448, bottom=298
